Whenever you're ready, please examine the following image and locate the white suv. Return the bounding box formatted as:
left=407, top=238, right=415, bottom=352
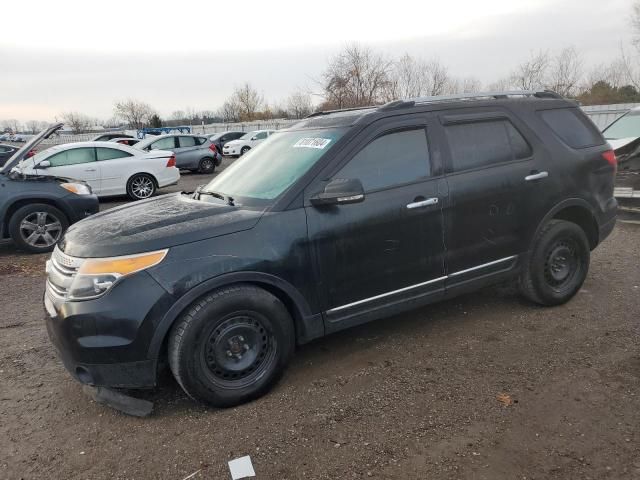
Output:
left=222, top=130, right=275, bottom=157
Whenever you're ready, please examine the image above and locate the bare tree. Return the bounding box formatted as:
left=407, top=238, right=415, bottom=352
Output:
left=25, top=120, right=41, bottom=134
left=546, top=47, right=583, bottom=96
left=510, top=51, right=550, bottom=90
left=234, top=83, right=263, bottom=121
left=113, top=99, right=155, bottom=130
left=60, top=112, right=92, bottom=134
left=1, top=119, right=21, bottom=133
left=322, top=43, right=393, bottom=108
left=171, top=110, right=186, bottom=122
left=217, top=98, right=242, bottom=123
left=286, top=90, right=313, bottom=119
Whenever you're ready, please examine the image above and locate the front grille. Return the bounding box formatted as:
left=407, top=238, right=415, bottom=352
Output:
left=46, top=247, right=84, bottom=299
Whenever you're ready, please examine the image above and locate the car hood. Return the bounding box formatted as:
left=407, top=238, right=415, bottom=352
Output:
left=224, top=139, right=244, bottom=147
left=607, top=137, right=640, bottom=164
left=58, top=192, right=264, bottom=258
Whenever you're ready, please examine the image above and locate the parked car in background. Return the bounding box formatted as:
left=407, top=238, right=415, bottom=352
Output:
left=1, top=123, right=99, bottom=253
left=1, top=144, right=36, bottom=167
left=92, top=133, right=134, bottom=142
left=602, top=108, right=640, bottom=192
left=12, top=141, right=179, bottom=200
left=209, top=131, right=245, bottom=154
left=109, top=137, right=140, bottom=146
left=0, top=144, right=19, bottom=166
left=135, top=134, right=221, bottom=173
left=41, top=91, right=617, bottom=407
left=222, top=130, right=275, bottom=156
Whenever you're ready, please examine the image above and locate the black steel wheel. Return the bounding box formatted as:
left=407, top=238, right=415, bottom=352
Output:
left=168, top=284, right=295, bottom=407
left=519, top=219, right=590, bottom=306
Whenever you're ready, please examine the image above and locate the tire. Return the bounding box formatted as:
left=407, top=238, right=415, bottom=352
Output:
left=126, top=173, right=156, bottom=200
left=240, top=146, right=250, bottom=156
left=519, top=219, right=590, bottom=306
left=8, top=203, right=69, bottom=253
left=198, top=157, right=215, bottom=174
left=168, top=284, right=295, bottom=407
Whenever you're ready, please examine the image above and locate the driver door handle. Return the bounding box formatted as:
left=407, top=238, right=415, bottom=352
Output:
left=525, top=171, right=548, bottom=181
left=407, top=197, right=438, bottom=209
left=85, top=168, right=97, bottom=172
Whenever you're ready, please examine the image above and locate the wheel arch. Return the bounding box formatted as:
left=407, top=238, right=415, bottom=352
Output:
left=532, top=198, right=599, bottom=251
left=127, top=171, right=159, bottom=188
left=2, top=197, right=70, bottom=239
left=148, top=271, right=323, bottom=362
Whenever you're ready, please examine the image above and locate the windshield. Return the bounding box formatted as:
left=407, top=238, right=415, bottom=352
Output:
left=202, top=128, right=346, bottom=204
left=603, top=113, right=640, bottom=140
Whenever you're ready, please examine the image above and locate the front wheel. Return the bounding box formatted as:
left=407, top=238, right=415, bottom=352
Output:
left=8, top=203, right=69, bottom=253
left=126, top=173, right=156, bottom=200
left=519, top=219, right=590, bottom=306
left=198, top=157, right=215, bottom=174
left=240, top=146, right=250, bottom=156
left=168, top=285, right=295, bottom=407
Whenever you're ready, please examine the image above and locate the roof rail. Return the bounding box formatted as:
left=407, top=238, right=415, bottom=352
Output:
left=306, top=105, right=376, bottom=118
left=409, top=90, right=562, bottom=105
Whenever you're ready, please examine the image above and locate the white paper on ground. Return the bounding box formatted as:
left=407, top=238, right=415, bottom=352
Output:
left=228, top=455, right=256, bottom=479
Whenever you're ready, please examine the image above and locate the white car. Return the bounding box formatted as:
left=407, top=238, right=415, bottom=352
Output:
left=222, top=130, right=275, bottom=156
left=12, top=141, right=180, bottom=200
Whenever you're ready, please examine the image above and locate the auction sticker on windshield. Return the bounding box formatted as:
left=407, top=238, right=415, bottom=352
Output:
left=293, top=138, right=332, bottom=149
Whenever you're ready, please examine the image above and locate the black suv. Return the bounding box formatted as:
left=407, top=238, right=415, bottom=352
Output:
left=44, top=91, right=617, bottom=407
left=2, top=124, right=99, bottom=253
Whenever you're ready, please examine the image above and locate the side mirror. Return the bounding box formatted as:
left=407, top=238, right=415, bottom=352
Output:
left=310, top=178, right=365, bottom=207
left=250, top=136, right=258, bottom=141
left=37, top=160, right=51, bottom=169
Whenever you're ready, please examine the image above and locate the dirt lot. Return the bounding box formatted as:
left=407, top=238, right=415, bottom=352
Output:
left=0, top=175, right=639, bottom=479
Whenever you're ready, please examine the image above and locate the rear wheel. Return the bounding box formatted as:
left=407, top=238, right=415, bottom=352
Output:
left=168, top=285, right=295, bottom=407
left=519, top=220, right=590, bottom=306
left=126, top=173, right=156, bottom=200
left=198, top=157, right=215, bottom=174
left=240, top=146, right=250, bottom=156
left=8, top=203, right=68, bottom=253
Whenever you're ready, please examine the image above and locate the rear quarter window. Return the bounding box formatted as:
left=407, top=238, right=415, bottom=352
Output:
left=538, top=108, right=604, bottom=149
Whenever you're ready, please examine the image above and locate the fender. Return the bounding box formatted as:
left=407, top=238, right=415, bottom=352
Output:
left=147, top=271, right=323, bottom=360
left=528, top=197, right=598, bottom=250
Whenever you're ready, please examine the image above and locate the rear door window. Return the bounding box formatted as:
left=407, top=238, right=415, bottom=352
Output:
left=444, top=119, right=532, bottom=172
left=178, top=136, right=197, bottom=147
left=538, top=108, right=604, bottom=148
left=337, top=128, right=431, bottom=192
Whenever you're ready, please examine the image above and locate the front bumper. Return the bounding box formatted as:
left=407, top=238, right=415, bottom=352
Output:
left=62, top=193, right=99, bottom=224
left=223, top=146, right=240, bottom=156
left=44, top=270, right=174, bottom=388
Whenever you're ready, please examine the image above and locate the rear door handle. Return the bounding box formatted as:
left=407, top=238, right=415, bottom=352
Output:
left=407, top=197, right=438, bottom=209
left=85, top=168, right=97, bottom=172
left=525, top=171, right=548, bottom=181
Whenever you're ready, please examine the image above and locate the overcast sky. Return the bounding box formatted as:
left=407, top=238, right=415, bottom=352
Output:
left=0, top=0, right=634, bottom=122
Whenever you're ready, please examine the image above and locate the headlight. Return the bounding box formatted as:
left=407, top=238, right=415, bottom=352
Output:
left=60, top=182, right=92, bottom=195
left=68, top=249, right=168, bottom=300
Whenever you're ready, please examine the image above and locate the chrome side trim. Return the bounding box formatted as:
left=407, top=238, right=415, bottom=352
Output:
left=448, top=255, right=517, bottom=277
left=327, top=255, right=518, bottom=313
left=327, top=276, right=447, bottom=313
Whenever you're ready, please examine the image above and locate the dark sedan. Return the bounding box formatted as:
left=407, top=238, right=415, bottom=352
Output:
left=209, top=131, right=245, bottom=153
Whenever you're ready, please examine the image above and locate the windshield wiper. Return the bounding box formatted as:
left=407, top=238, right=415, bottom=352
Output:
left=196, top=189, right=235, bottom=206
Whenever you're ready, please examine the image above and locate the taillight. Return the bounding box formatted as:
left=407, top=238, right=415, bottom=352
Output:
left=209, top=143, right=217, bottom=153
left=602, top=150, right=616, bottom=166
left=166, top=155, right=176, bottom=167
left=602, top=150, right=617, bottom=173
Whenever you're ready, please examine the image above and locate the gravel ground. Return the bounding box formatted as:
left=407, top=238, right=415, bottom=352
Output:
left=0, top=169, right=638, bottom=478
